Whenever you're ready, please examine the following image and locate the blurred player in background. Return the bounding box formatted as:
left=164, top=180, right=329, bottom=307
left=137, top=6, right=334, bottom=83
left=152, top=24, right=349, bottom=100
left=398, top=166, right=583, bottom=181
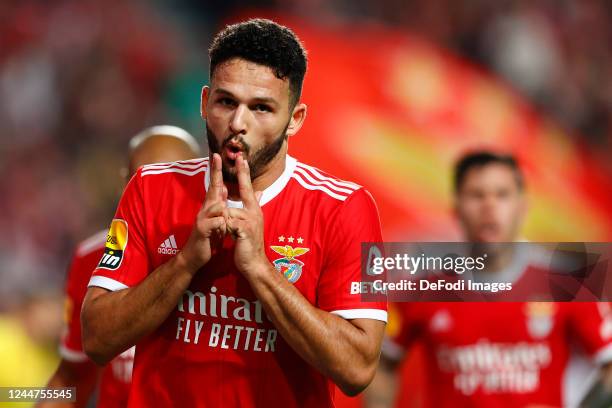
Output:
left=81, top=18, right=386, bottom=408
left=37, top=126, right=201, bottom=408
left=366, top=151, right=612, bottom=407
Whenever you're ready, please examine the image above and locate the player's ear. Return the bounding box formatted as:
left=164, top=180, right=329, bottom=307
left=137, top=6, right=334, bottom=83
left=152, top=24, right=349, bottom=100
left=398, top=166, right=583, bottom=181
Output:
left=286, top=102, right=307, bottom=138
left=201, top=86, right=210, bottom=120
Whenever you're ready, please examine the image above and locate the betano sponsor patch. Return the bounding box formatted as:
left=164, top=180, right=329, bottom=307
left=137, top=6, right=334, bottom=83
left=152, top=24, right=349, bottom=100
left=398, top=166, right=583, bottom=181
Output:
left=98, top=219, right=128, bottom=270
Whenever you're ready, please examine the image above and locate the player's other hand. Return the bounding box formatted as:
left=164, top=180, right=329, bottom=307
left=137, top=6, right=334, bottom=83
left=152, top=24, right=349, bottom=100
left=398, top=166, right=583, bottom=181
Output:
left=227, top=154, right=267, bottom=276
left=178, top=153, right=228, bottom=272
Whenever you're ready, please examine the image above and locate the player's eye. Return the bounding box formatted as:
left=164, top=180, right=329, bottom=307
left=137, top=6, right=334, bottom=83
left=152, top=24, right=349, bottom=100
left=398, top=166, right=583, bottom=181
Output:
left=252, top=104, right=272, bottom=112
left=217, top=98, right=236, bottom=107
left=468, top=191, right=484, bottom=200
left=497, top=189, right=511, bottom=199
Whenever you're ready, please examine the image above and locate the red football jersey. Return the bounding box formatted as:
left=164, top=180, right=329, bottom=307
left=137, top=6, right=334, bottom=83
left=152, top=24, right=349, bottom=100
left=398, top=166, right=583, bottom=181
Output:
left=88, top=156, right=387, bottom=408
left=61, top=230, right=133, bottom=407
left=385, top=265, right=612, bottom=407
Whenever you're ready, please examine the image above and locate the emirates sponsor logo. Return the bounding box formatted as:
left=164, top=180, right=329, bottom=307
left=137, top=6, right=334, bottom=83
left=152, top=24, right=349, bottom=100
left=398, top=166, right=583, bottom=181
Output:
left=175, top=287, right=278, bottom=352
left=437, top=340, right=551, bottom=395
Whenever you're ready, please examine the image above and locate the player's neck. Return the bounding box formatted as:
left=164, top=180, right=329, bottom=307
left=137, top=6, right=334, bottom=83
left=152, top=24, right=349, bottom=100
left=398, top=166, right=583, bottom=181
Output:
left=226, top=152, right=287, bottom=200
left=485, top=249, right=514, bottom=272
left=471, top=245, right=515, bottom=273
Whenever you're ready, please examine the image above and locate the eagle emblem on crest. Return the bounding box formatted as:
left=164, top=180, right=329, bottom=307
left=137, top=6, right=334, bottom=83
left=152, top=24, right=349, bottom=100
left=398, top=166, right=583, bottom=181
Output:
left=270, top=245, right=310, bottom=283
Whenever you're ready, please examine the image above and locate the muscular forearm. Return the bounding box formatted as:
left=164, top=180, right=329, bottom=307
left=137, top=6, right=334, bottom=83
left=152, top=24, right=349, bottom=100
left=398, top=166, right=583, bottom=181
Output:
left=81, top=253, right=197, bottom=364
left=246, top=263, right=385, bottom=396
left=82, top=155, right=228, bottom=365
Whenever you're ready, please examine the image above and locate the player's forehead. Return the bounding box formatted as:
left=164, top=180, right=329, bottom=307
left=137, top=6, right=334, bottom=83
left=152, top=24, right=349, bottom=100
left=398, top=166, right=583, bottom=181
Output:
left=210, top=58, right=289, bottom=104
left=460, top=163, right=519, bottom=191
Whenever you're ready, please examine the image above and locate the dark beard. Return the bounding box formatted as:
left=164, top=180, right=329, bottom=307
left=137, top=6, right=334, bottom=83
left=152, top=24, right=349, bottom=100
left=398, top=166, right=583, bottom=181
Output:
left=206, top=123, right=289, bottom=183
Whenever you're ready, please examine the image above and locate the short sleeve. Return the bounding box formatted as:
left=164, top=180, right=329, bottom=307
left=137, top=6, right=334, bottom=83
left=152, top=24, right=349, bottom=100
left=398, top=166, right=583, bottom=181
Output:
left=567, top=302, right=612, bottom=365
left=316, top=188, right=387, bottom=322
left=89, top=170, right=150, bottom=291
left=59, top=251, right=90, bottom=362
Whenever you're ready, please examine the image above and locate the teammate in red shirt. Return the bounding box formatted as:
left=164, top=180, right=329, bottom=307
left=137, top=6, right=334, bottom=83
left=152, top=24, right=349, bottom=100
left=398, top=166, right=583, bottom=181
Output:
left=366, top=151, right=612, bottom=407
left=38, top=126, right=201, bottom=408
left=81, top=19, right=387, bottom=408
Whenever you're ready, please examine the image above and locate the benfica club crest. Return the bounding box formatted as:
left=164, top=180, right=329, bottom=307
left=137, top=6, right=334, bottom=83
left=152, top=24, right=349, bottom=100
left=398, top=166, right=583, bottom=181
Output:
left=271, top=245, right=310, bottom=283
left=525, top=302, right=556, bottom=339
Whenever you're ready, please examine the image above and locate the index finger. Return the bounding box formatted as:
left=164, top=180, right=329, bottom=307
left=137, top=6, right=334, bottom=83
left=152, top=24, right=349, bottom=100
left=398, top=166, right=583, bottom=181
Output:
left=207, top=153, right=223, bottom=201
left=236, top=153, right=257, bottom=209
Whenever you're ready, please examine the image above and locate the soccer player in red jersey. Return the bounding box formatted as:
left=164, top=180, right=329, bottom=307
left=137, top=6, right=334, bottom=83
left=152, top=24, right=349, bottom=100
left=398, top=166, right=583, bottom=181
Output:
left=38, top=126, right=201, bottom=408
left=366, top=152, right=612, bottom=407
left=81, top=19, right=387, bottom=408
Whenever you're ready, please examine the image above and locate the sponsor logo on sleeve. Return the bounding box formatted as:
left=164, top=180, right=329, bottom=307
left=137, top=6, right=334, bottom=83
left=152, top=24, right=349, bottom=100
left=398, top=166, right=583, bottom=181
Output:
left=98, top=219, right=128, bottom=270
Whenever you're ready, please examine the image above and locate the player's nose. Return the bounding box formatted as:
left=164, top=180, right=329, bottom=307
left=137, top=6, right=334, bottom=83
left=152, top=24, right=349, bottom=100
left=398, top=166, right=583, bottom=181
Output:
left=481, top=194, right=499, bottom=211
left=229, top=104, right=249, bottom=135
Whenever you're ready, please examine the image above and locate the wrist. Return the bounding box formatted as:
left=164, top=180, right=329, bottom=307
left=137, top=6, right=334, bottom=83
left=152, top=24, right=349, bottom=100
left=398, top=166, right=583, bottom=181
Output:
left=174, top=251, right=203, bottom=276
left=242, top=256, right=274, bottom=281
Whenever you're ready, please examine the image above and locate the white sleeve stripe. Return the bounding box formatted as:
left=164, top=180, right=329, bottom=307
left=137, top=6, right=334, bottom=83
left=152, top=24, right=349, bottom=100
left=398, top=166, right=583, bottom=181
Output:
left=141, top=166, right=207, bottom=177
left=593, top=343, right=612, bottom=365
left=59, top=344, right=89, bottom=363
left=294, top=167, right=356, bottom=195
left=292, top=174, right=348, bottom=201
left=296, top=163, right=361, bottom=190
left=330, top=309, right=387, bottom=322
left=88, top=276, right=129, bottom=291
left=142, top=160, right=207, bottom=171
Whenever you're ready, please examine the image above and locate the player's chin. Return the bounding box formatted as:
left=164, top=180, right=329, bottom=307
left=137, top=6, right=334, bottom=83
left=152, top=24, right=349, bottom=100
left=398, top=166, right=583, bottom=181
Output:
left=221, top=163, right=239, bottom=183
left=475, top=232, right=503, bottom=244
left=474, top=226, right=507, bottom=243
left=218, top=151, right=235, bottom=168
left=223, top=157, right=236, bottom=169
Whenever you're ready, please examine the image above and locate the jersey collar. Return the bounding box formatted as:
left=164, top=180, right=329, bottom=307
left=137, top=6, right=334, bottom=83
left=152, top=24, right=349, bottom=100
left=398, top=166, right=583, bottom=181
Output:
left=204, top=155, right=297, bottom=208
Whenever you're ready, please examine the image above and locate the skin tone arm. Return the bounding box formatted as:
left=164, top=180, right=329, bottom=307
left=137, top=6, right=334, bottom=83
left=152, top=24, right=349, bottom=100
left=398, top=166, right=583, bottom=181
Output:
left=225, top=154, right=386, bottom=396
left=81, top=155, right=228, bottom=365
left=83, top=152, right=385, bottom=395
left=35, top=360, right=99, bottom=408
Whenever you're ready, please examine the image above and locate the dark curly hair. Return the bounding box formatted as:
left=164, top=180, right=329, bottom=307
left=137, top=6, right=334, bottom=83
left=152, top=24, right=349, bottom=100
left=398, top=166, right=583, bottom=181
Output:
left=454, top=151, right=524, bottom=193
left=209, top=18, right=307, bottom=107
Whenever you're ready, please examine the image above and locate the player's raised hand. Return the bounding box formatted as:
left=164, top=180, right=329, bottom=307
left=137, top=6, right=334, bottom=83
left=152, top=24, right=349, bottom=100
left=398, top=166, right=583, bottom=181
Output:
left=227, top=153, right=267, bottom=275
left=179, top=153, right=228, bottom=272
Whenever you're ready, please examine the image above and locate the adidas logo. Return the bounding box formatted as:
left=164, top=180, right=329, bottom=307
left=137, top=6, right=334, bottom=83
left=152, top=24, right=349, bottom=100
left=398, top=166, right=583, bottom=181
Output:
left=158, top=234, right=179, bottom=255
